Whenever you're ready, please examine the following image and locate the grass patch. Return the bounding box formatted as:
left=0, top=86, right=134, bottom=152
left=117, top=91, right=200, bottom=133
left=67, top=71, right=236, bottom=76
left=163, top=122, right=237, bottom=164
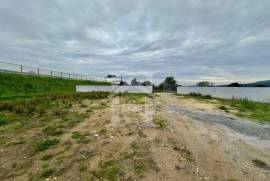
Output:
left=227, top=99, right=270, bottom=122
left=99, top=128, right=107, bottom=135
left=252, top=159, right=269, bottom=169
left=0, top=92, right=110, bottom=128
left=34, top=139, right=59, bottom=152
left=117, top=93, right=153, bottom=104
left=0, top=117, right=8, bottom=126
left=219, top=105, right=229, bottom=112
left=153, top=117, right=168, bottom=129
left=0, top=72, right=110, bottom=100
left=40, top=168, right=55, bottom=178
left=41, top=154, right=54, bottom=161
left=127, top=141, right=159, bottom=176
left=5, top=140, right=25, bottom=147
left=93, top=160, right=120, bottom=181
left=42, top=126, right=63, bottom=136
left=180, top=93, right=270, bottom=122
left=79, top=162, right=87, bottom=172
left=72, top=131, right=90, bottom=144
left=188, top=92, right=212, bottom=100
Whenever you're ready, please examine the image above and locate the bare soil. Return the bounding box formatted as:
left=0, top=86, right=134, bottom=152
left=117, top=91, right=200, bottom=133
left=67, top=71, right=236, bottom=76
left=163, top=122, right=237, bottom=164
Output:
left=0, top=94, right=269, bottom=181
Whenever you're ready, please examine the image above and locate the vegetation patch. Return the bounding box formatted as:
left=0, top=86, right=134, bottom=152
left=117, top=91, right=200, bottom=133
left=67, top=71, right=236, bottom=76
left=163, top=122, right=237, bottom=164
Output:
left=180, top=93, right=270, bottom=122
left=93, top=160, right=121, bottom=181
left=153, top=117, right=168, bottom=129
left=0, top=72, right=110, bottom=100
left=40, top=168, right=55, bottom=178
left=173, top=146, right=195, bottom=163
left=42, top=126, right=63, bottom=136
left=72, top=131, right=91, bottom=144
left=219, top=105, right=229, bottom=112
left=126, top=141, right=159, bottom=176
left=117, top=93, right=153, bottom=104
left=78, top=162, right=87, bottom=172
left=252, top=159, right=269, bottom=170
left=34, top=139, right=59, bottom=152
left=41, top=154, right=54, bottom=161
left=188, top=93, right=212, bottom=100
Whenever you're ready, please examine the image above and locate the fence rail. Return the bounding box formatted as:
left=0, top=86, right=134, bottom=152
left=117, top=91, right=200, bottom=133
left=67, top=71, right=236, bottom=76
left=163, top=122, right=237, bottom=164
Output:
left=0, top=61, right=109, bottom=82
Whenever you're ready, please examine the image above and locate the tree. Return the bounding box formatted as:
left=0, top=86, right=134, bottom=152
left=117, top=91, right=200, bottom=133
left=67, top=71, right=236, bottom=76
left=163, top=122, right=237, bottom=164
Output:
left=227, top=82, right=241, bottom=87
left=164, top=76, right=177, bottom=87
left=141, top=81, right=152, bottom=86
left=131, top=78, right=141, bottom=86
left=155, top=76, right=178, bottom=92
left=196, top=81, right=214, bottom=87
left=119, top=81, right=128, bottom=86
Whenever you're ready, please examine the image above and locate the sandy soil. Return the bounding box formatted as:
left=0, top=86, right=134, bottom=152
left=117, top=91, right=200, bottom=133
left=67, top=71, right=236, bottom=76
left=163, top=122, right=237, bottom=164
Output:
left=0, top=94, right=269, bottom=181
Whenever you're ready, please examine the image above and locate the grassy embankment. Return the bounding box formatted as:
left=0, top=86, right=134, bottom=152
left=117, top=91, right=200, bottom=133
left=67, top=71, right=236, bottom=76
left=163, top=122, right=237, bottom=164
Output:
left=180, top=93, right=270, bottom=123
left=0, top=72, right=110, bottom=100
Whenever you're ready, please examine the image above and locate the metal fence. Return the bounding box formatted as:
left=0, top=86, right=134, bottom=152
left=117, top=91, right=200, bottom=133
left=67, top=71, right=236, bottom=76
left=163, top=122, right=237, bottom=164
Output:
left=0, top=61, right=109, bottom=82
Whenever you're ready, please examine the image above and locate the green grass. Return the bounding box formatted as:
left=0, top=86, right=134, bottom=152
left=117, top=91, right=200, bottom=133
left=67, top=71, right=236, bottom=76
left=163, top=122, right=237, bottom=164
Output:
left=93, top=160, right=120, bottom=181
left=40, top=168, right=55, bottom=178
left=0, top=92, right=110, bottom=127
left=180, top=93, right=270, bottom=122
left=72, top=131, right=90, bottom=144
left=227, top=99, right=270, bottom=122
left=34, top=139, right=59, bottom=152
left=42, top=126, right=63, bottom=136
left=153, top=117, right=168, bottom=129
left=116, top=93, right=153, bottom=104
left=184, top=92, right=212, bottom=100
left=252, top=159, right=269, bottom=169
left=41, top=154, right=54, bottom=161
left=0, top=72, right=110, bottom=100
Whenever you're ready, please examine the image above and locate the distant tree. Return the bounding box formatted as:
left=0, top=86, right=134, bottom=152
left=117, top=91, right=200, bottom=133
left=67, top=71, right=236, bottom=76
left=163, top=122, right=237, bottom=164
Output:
left=228, top=82, right=241, bottom=87
left=119, top=81, right=128, bottom=86
left=196, top=81, right=214, bottom=87
left=141, top=81, right=152, bottom=86
left=155, top=76, right=178, bottom=92
left=164, top=76, right=177, bottom=87
left=131, top=78, right=141, bottom=86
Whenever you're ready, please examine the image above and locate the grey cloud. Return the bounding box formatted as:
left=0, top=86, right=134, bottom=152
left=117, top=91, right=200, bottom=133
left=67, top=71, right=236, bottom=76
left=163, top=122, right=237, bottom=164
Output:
left=0, top=0, right=270, bottom=85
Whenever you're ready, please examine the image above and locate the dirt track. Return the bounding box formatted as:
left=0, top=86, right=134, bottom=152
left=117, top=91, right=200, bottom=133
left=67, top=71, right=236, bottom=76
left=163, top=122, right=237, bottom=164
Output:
left=0, top=93, right=269, bottom=181
left=153, top=94, right=270, bottom=181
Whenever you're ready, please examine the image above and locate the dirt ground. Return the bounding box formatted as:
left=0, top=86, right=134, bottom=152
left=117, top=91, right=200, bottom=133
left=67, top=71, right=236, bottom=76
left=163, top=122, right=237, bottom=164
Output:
left=0, top=93, right=269, bottom=181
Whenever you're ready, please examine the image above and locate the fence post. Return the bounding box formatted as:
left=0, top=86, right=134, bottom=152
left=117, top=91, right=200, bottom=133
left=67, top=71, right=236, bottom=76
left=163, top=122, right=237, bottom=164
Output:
left=69, top=74, right=70, bottom=79
left=37, top=68, right=40, bottom=76
left=51, top=71, right=53, bottom=77
left=20, top=65, right=23, bottom=73
left=61, top=72, right=62, bottom=78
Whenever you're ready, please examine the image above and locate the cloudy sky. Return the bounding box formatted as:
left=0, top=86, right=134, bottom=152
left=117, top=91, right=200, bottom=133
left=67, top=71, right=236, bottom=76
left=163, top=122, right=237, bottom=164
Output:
left=0, top=0, right=270, bottom=85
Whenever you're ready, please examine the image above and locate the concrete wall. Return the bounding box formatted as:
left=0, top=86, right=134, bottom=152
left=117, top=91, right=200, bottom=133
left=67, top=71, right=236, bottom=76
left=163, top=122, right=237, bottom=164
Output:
left=177, top=87, right=270, bottom=103
left=76, top=85, right=153, bottom=93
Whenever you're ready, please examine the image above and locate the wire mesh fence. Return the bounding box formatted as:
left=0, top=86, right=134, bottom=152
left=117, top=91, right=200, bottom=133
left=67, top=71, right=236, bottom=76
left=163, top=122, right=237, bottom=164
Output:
left=0, top=61, right=109, bottom=83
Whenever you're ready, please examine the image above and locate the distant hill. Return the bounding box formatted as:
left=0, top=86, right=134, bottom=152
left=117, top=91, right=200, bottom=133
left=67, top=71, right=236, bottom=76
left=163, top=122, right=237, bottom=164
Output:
left=242, top=80, right=270, bottom=87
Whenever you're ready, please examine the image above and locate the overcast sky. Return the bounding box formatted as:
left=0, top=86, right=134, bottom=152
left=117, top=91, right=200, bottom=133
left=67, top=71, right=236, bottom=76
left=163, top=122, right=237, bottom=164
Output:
left=0, top=0, right=270, bottom=85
